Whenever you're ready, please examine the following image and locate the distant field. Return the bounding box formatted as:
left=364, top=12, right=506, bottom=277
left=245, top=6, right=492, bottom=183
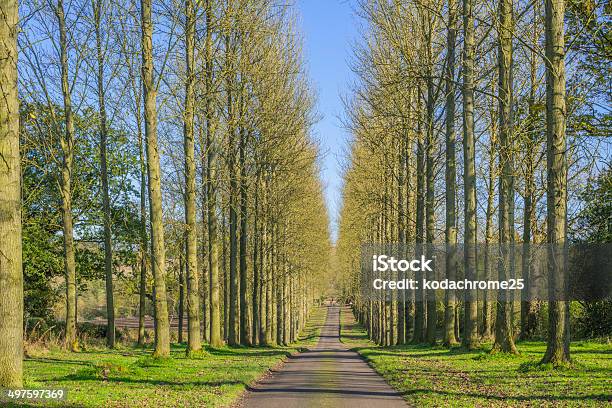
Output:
left=9, top=306, right=326, bottom=408
left=340, top=309, right=612, bottom=407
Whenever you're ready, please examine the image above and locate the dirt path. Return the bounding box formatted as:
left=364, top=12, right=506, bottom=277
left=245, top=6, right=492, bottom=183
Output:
left=242, top=305, right=407, bottom=408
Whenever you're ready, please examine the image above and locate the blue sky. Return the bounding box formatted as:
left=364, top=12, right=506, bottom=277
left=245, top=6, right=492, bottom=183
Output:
left=295, top=0, right=359, bottom=242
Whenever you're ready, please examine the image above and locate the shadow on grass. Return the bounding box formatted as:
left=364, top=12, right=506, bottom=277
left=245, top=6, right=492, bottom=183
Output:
left=359, top=345, right=494, bottom=359
left=296, top=334, right=319, bottom=342
left=26, top=357, right=91, bottom=367
left=55, top=371, right=245, bottom=388
left=340, top=321, right=370, bottom=343
left=5, top=402, right=85, bottom=408
left=401, top=387, right=611, bottom=403
left=571, top=348, right=612, bottom=355
left=203, top=347, right=292, bottom=358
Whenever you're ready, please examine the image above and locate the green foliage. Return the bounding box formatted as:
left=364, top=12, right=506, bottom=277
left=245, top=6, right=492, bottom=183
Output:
left=19, top=102, right=141, bottom=323
left=570, top=168, right=612, bottom=338
left=574, top=167, right=612, bottom=242
left=574, top=301, right=612, bottom=338
left=22, top=220, right=63, bottom=321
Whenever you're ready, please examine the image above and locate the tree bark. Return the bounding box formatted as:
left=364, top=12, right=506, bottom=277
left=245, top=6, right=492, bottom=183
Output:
left=397, top=137, right=406, bottom=344
left=204, top=0, right=222, bottom=348
left=444, top=0, right=459, bottom=347
left=56, top=0, right=78, bottom=352
left=520, top=1, right=540, bottom=341
left=0, top=0, right=23, bottom=387
left=137, top=97, right=148, bottom=347
left=183, top=0, right=201, bottom=354
left=462, top=0, right=479, bottom=350
left=414, top=91, right=426, bottom=343
left=92, top=0, right=115, bottom=349
left=178, top=253, right=185, bottom=343
left=482, top=88, right=496, bottom=340
left=252, top=173, right=260, bottom=345
left=541, top=0, right=570, bottom=366
left=141, top=0, right=171, bottom=357
left=239, top=106, right=251, bottom=346
left=264, top=179, right=273, bottom=345
left=225, top=26, right=240, bottom=346
left=493, top=0, right=518, bottom=354
left=425, top=74, right=436, bottom=345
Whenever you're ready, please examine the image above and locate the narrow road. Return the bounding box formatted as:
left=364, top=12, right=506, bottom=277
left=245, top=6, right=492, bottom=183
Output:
left=243, top=305, right=407, bottom=408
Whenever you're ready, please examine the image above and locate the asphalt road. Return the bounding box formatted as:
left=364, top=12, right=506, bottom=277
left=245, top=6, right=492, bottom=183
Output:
left=242, top=305, right=408, bottom=408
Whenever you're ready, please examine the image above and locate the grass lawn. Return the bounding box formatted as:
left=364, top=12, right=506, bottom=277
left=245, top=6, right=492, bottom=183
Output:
left=340, top=308, right=612, bottom=407
left=8, top=306, right=326, bottom=408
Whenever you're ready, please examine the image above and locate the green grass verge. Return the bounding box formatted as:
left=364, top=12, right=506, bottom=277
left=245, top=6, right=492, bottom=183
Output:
left=10, top=306, right=326, bottom=408
left=340, top=308, right=612, bottom=407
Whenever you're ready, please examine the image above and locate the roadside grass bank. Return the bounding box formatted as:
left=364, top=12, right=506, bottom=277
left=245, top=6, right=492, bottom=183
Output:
left=9, top=306, right=326, bottom=408
left=340, top=307, right=611, bottom=407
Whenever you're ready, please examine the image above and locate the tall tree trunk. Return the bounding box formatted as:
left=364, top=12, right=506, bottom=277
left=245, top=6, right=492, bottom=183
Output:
left=482, top=88, right=496, bottom=340
left=204, top=0, right=222, bottom=348
left=223, top=214, right=229, bottom=340
left=239, top=108, right=251, bottom=346
left=92, top=0, right=115, bottom=349
left=226, top=28, right=240, bottom=347
left=520, top=164, right=537, bottom=339
left=462, top=0, right=479, bottom=350
left=397, top=137, right=406, bottom=345
left=200, top=121, right=209, bottom=344
left=541, top=0, right=570, bottom=366
left=520, top=2, right=540, bottom=340
left=444, top=0, right=459, bottom=347
left=137, top=98, right=148, bottom=347
left=414, top=91, right=426, bottom=343
left=275, top=228, right=284, bottom=345
left=252, top=173, right=260, bottom=345
left=405, top=122, right=415, bottom=340
left=264, top=179, right=273, bottom=345
left=57, top=0, right=78, bottom=352
left=183, top=0, right=201, bottom=354
left=178, top=253, right=185, bottom=343
left=493, top=0, right=518, bottom=354
left=283, top=257, right=290, bottom=346
left=425, top=72, right=436, bottom=345
left=0, top=0, right=23, bottom=387
left=141, top=0, right=171, bottom=357
left=130, top=45, right=148, bottom=347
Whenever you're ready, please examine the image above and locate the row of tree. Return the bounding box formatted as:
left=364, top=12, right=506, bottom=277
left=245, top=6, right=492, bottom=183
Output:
left=0, top=0, right=330, bottom=387
left=336, top=0, right=608, bottom=367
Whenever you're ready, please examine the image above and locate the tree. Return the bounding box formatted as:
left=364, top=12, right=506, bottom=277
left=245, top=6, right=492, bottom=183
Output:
left=183, top=0, right=201, bottom=354
left=541, top=0, right=570, bottom=366
left=141, top=0, right=170, bottom=357
left=423, top=1, right=440, bottom=346
left=443, top=0, right=459, bottom=347
left=92, top=0, right=115, bottom=348
left=492, top=0, right=518, bottom=354
left=481, top=82, right=497, bottom=340
left=204, top=0, right=223, bottom=348
left=461, top=0, right=478, bottom=350
left=224, top=3, right=240, bottom=346
left=115, top=4, right=148, bottom=346
left=56, top=0, right=79, bottom=352
left=238, top=96, right=251, bottom=346
left=520, top=1, right=542, bottom=340
left=0, top=0, right=23, bottom=388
